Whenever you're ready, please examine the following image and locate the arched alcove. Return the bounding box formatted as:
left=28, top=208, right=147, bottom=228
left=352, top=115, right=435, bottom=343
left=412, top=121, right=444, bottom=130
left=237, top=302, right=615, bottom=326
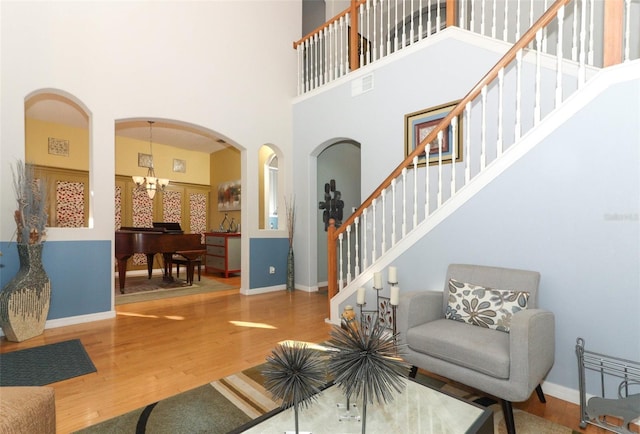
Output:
left=24, top=89, right=91, bottom=228
left=259, top=144, right=281, bottom=230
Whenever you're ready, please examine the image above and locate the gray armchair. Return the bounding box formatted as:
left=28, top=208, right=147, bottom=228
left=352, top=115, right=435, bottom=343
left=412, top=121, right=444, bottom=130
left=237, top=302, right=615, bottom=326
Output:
left=397, top=264, right=555, bottom=434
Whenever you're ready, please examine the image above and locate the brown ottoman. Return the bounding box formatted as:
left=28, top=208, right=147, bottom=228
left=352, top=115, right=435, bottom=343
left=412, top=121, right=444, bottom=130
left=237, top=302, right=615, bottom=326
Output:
left=0, top=387, right=55, bottom=433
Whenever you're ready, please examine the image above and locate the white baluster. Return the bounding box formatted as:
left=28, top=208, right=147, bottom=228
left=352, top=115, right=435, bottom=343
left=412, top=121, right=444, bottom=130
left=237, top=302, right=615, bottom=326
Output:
left=313, top=34, right=318, bottom=89
left=578, top=0, right=587, bottom=86
left=425, top=151, right=430, bottom=217
left=427, top=0, right=433, bottom=37
left=515, top=49, right=522, bottom=141
left=437, top=130, right=443, bottom=206
left=354, top=216, right=360, bottom=277
left=346, top=226, right=352, bottom=284
left=319, top=30, right=325, bottom=86
left=459, top=0, right=465, bottom=29
left=624, top=0, right=631, bottom=62
left=535, top=29, right=542, bottom=125
left=497, top=68, right=504, bottom=156
left=529, top=0, right=534, bottom=28
left=401, top=168, right=407, bottom=238
left=418, top=0, right=423, bottom=42
left=401, top=0, right=407, bottom=48
left=491, top=0, right=497, bottom=39
left=386, top=0, right=391, bottom=56
left=393, top=0, right=399, bottom=52
left=556, top=5, right=565, bottom=108
left=503, top=0, right=509, bottom=41
left=571, top=0, right=579, bottom=62
left=304, top=39, right=310, bottom=93
left=481, top=86, right=487, bottom=169
left=515, top=0, right=522, bottom=40
left=359, top=3, right=365, bottom=66
left=465, top=102, right=471, bottom=183
left=338, top=233, right=344, bottom=291
left=371, top=198, right=377, bottom=262
left=543, top=0, right=549, bottom=53
left=470, top=0, right=476, bottom=33
left=296, top=44, right=302, bottom=95
left=588, top=0, right=594, bottom=65
left=435, top=0, right=441, bottom=33
left=451, top=116, right=457, bottom=194
left=391, top=178, right=397, bottom=246
left=381, top=189, right=387, bottom=254
left=413, top=156, right=418, bottom=229
left=409, top=0, right=415, bottom=45
left=480, top=0, right=485, bottom=35
left=362, top=209, right=368, bottom=270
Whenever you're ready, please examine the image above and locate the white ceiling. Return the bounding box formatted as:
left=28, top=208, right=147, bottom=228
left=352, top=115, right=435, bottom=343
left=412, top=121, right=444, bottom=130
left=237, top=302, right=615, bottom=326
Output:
left=25, top=97, right=229, bottom=154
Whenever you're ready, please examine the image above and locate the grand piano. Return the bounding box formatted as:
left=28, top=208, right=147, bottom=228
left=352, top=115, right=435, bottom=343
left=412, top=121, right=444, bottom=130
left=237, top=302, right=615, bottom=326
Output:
left=115, top=224, right=205, bottom=293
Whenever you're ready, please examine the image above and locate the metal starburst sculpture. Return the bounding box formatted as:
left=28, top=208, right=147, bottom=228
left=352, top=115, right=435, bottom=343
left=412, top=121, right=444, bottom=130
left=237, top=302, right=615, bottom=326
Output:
left=327, top=317, right=410, bottom=433
left=262, top=342, right=326, bottom=433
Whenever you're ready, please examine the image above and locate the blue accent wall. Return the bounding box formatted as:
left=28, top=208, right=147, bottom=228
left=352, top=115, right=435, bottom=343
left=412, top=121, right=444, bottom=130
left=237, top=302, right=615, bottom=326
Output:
left=249, top=238, right=289, bottom=289
left=0, top=240, right=112, bottom=319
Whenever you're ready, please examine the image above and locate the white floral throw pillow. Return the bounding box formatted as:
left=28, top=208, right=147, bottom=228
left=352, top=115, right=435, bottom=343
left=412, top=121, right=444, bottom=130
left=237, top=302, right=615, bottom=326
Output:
left=445, top=278, right=530, bottom=333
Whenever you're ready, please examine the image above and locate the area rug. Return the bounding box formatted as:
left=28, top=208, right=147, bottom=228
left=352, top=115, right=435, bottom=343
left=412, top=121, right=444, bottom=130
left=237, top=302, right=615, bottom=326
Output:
left=116, top=275, right=235, bottom=305
left=0, top=339, right=96, bottom=386
left=75, top=361, right=579, bottom=434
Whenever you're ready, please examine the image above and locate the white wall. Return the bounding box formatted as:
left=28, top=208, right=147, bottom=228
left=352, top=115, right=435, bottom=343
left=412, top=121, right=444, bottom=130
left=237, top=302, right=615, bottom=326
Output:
left=1, top=1, right=301, bottom=288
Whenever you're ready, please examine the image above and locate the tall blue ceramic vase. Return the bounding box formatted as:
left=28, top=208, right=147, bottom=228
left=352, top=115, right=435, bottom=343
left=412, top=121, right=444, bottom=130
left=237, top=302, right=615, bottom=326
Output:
left=0, top=243, right=51, bottom=342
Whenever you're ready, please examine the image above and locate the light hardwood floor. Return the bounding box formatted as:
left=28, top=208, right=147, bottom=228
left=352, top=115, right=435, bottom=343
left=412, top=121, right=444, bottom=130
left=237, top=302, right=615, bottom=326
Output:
left=0, top=275, right=616, bottom=433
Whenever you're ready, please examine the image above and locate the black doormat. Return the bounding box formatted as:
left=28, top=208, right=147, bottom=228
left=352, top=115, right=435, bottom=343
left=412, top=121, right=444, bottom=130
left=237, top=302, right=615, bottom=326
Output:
left=0, top=339, right=97, bottom=386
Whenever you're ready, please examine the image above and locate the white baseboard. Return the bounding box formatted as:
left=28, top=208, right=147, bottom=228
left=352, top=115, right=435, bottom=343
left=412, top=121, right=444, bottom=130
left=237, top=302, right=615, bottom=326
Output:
left=0, top=310, right=116, bottom=337
left=542, top=380, right=582, bottom=405
left=240, top=285, right=284, bottom=295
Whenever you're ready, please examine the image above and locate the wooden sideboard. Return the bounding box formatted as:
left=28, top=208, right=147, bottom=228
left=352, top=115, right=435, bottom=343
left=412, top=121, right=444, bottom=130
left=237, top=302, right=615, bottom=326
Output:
left=204, top=232, right=241, bottom=277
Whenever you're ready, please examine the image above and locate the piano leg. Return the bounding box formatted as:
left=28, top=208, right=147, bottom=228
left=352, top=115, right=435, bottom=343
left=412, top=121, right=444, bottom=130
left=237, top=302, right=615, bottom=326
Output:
left=116, top=257, right=131, bottom=294
left=146, top=254, right=155, bottom=279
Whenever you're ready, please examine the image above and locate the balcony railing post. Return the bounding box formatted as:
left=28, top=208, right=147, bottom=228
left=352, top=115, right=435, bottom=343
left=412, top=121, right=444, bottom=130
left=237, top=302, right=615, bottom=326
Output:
left=349, top=0, right=360, bottom=71
left=603, top=0, right=623, bottom=66
left=446, top=0, right=458, bottom=27
left=327, top=218, right=338, bottom=310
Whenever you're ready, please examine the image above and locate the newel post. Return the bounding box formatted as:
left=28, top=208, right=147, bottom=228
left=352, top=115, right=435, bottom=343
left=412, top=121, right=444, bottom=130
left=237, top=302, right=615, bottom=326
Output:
left=446, top=0, right=457, bottom=27
left=327, top=219, right=338, bottom=311
left=603, top=0, right=623, bottom=66
left=349, top=0, right=360, bottom=72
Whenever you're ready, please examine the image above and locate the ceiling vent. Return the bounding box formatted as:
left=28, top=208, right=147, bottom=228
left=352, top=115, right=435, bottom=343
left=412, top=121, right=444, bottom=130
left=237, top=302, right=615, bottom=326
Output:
left=351, top=73, right=374, bottom=96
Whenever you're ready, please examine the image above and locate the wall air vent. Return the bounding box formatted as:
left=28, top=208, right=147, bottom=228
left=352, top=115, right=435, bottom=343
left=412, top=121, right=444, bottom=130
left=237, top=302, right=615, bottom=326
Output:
left=351, top=73, right=374, bottom=96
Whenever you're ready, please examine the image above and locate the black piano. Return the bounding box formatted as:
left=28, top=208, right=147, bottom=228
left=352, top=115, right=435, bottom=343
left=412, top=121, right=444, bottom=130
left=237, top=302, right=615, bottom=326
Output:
left=115, top=224, right=205, bottom=293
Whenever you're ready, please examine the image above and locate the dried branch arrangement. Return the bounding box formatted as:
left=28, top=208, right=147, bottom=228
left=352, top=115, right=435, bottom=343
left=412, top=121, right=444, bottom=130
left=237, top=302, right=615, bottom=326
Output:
left=12, top=160, right=48, bottom=244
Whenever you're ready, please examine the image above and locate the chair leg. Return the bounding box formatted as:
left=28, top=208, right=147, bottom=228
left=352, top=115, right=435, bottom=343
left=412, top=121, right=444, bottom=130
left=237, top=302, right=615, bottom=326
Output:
left=501, top=400, right=516, bottom=434
left=176, top=263, right=180, bottom=278
left=409, top=366, right=418, bottom=378
left=197, top=262, right=201, bottom=281
left=535, top=384, right=546, bottom=403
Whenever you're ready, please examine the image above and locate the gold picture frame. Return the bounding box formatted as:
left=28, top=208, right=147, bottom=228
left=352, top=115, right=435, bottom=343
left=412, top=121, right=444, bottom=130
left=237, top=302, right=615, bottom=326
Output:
left=404, top=101, right=463, bottom=166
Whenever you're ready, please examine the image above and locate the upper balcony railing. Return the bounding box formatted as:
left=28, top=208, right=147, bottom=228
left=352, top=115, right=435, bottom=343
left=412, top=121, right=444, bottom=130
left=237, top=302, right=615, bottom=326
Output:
left=293, top=0, right=638, bottom=96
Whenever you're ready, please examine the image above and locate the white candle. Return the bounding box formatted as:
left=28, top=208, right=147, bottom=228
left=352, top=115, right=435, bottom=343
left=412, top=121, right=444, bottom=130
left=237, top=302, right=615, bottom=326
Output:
left=357, top=287, right=366, bottom=305
left=388, top=266, right=398, bottom=283
left=373, top=272, right=382, bottom=288
left=390, top=286, right=399, bottom=305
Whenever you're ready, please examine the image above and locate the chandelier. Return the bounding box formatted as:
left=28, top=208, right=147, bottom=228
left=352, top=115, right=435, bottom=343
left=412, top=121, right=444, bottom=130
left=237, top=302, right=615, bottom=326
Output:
left=132, top=121, right=169, bottom=199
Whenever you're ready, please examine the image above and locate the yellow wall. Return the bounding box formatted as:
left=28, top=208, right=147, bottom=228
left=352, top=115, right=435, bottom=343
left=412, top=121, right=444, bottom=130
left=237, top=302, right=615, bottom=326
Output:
left=115, top=136, right=210, bottom=185
left=25, top=118, right=89, bottom=170
left=210, top=146, right=241, bottom=230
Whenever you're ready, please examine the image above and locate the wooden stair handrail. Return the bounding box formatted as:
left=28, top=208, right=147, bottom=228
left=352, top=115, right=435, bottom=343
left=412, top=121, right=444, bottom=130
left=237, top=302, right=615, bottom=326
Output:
left=327, top=0, right=573, bottom=301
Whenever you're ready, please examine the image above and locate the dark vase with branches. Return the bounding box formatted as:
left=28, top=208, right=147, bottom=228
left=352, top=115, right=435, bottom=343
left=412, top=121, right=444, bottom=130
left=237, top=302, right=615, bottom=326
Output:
left=0, top=161, right=51, bottom=342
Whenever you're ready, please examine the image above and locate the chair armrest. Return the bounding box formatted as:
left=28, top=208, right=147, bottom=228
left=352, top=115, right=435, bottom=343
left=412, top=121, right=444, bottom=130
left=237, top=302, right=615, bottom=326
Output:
left=509, top=309, right=555, bottom=397
left=396, top=291, right=444, bottom=339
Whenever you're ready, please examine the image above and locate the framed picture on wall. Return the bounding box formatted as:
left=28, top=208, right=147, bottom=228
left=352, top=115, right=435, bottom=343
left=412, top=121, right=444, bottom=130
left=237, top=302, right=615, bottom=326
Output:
left=217, top=180, right=241, bottom=211
left=404, top=100, right=463, bottom=166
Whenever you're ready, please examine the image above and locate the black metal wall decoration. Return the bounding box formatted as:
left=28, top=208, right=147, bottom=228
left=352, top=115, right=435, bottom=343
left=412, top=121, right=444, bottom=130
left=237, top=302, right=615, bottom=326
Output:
left=319, top=179, right=344, bottom=231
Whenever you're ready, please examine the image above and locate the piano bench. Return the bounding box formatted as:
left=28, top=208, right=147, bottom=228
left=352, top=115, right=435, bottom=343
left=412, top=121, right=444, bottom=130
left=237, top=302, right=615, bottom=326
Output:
left=172, top=253, right=203, bottom=285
